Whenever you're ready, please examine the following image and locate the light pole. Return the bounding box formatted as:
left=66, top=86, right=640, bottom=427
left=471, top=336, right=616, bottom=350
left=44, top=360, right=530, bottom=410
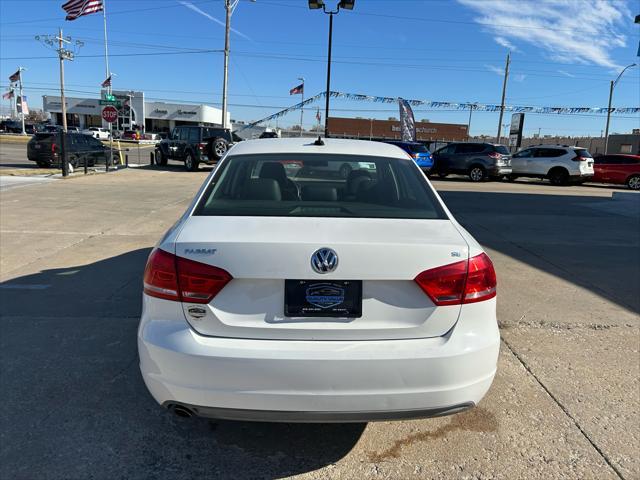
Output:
left=308, top=0, right=355, bottom=138
left=221, top=0, right=255, bottom=130
left=298, top=76, right=305, bottom=136
left=604, top=63, right=637, bottom=154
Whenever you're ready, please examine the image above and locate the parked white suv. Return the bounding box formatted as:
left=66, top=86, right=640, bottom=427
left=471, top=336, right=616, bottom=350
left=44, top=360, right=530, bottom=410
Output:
left=82, top=127, right=111, bottom=140
left=509, top=145, right=594, bottom=185
left=138, top=138, right=500, bottom=422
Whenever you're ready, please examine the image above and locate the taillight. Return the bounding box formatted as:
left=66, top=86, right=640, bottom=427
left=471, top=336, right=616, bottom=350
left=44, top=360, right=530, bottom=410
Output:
left=414, top=253, right=496, bottom=306
left=572, top=155, right=589, bottom=162
left=198, top=142, right=207, bottom=151
left=51, top=143, right=57, bottom=154
left=143, top=248, right=232, bottom=304
left=488, top=152, right=501, bottom=159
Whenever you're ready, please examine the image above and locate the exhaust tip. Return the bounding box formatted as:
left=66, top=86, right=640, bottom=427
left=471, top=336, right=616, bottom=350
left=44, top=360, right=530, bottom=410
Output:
left=170, top=404, right=194, bottom=418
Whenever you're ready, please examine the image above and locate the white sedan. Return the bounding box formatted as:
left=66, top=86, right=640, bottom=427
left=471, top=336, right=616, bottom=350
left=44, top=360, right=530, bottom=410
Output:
left=138, top=138, right=500, bottom=422
left=82, top=127, right=111, bottom=140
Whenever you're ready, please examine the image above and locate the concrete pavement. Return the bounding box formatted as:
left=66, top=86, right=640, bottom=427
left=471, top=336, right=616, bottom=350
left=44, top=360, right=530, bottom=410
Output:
left=0, top=169, right=638, bottom=479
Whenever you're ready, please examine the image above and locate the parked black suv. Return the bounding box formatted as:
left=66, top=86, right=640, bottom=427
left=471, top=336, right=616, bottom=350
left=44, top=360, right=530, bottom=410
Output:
left=432, top=142, right=512, bottom=181
left=27, top=132, right=115, bottom=168
left=155, top=126, right=241, bottom=171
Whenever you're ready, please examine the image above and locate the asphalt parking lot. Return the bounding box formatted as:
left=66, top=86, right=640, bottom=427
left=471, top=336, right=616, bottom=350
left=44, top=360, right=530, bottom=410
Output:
left=0, top=167, right=638, bottom=479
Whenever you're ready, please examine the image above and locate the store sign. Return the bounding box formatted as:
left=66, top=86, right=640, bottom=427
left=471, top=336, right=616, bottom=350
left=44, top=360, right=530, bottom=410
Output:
left=391, top=125, right=437, bottom=134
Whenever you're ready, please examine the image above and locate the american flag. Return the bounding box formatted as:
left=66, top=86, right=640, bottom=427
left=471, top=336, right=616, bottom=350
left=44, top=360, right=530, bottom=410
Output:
left=289, top=83, right=304, bottom=95
left=8, top=69, right=20, bottom=83
left=62, top=0, right=104, bottom=21
left=101, top=75, right=112, bottom=88
left=2, top=90, right=14, bottom=100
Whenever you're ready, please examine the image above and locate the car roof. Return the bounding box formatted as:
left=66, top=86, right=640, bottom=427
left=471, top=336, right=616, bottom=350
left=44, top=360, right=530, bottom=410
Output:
left=228, top=137, right=410, bottom=159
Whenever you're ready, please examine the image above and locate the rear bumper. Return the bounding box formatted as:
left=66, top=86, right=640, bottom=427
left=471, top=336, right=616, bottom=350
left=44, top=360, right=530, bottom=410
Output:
left=488, top=166, right=512, bottom=176
left=138, top=297, right=500, bottom=422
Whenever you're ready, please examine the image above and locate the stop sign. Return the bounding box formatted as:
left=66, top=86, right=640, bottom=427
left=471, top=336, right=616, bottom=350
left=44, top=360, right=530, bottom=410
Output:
left=102, top=105, right=118, bottom=123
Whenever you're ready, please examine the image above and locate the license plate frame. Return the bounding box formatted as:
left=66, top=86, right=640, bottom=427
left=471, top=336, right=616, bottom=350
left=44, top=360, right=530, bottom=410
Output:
left=285, top=279, right=362, bottom=318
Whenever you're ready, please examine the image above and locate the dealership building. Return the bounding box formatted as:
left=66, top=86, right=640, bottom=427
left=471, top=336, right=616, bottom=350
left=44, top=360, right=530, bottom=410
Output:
left=42, top=90, right=229, bottom=133
left=327, top=116, right=468, bottom=142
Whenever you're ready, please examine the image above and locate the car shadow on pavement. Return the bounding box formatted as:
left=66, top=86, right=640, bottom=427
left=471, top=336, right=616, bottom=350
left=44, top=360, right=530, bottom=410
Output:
left=0, top=249, right=365, bottom=479
left=439, top=190, right=640, bottom=314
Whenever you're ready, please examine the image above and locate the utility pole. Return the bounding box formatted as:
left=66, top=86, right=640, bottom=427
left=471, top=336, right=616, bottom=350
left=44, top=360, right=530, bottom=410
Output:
left=36, top=30, right=83, bottom=177
left=221, top=0, right=232, bottom=129
left=604, top=63, right=637, bottom=154
left=496, top=51, right=510, bottom=144
left=58, top=29, right=69, bottom=176
left=466, top=103, right=475, bottom=141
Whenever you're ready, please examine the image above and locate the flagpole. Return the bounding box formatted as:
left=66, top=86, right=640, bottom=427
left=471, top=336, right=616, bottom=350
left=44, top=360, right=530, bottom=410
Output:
left=298, top=77, right=304, bottom=137
left=18, top=68, right=25, bottom=135
left=102, top=0, right=110, bottom=94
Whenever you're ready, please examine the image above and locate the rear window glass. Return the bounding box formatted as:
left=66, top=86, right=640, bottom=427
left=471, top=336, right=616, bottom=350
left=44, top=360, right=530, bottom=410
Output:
left=34, top=133, right=54, bottom=140
left=195, top=154, right=447, bottom=220
left=494, top=145, right=510, bottom=154
left=202, top=128, right=224, bottom=139
left=408, top=143, right=429, bottom=154
left=574, top=149, right=592, bottom=158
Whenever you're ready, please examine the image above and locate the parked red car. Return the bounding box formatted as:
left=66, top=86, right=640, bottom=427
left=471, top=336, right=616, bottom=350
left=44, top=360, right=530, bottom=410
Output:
left=121, top=130, right=141, bottom=140
left=592, top=154, right=640, bottom=190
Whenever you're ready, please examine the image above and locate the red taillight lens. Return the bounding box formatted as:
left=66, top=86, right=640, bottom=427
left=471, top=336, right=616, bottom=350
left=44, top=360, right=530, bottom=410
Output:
left=572, top=155, right=589, bottom=162
left=463, top=253, right=497, bottom=303
left=198, top=143, right=207, bottom=151
left=143, top=249, right=180, bottom=301
left=176, top=255, right=232, bottom=303
left=488, top=152, right=501, bottom=159
left=414, top=260, right=467, bottom=306
left=143, top=248, right=232, bottom=303
left=51, top=143, right=57, bottom=153
left=414, top=253, right=497, bottom=306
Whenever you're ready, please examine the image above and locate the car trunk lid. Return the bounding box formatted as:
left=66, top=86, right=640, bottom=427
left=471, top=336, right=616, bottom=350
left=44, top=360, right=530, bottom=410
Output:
left=174, top=216, right=469, bottom=341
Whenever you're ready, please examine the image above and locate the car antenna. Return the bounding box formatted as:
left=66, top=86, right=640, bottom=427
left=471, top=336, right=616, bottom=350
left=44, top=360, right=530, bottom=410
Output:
left=314, top=136, right=325, bottom=146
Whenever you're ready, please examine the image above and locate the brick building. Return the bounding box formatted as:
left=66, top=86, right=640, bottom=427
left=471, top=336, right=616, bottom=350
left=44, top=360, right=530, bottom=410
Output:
left=327, top=116, right=468, bottom=141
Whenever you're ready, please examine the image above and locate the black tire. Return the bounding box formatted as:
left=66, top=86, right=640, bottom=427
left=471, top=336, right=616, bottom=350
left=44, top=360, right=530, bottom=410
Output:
left=506, top=174, right=518, bottom=182
left=468, top=165, right=486, bottom=182
left=212, top=138, right=228, bottom=160
left=548, top=168, right=569, bottom=186
left=36, top=160, right=50, bottom=168
left=155, top=149, right=167, bottom=166
left=339, top=163, right=352, bottom=179
left=184, top=152, right=199, bottom=171
left=437, top=172, right=449, bottom=179
left=627, top=175, right=640, bottom=190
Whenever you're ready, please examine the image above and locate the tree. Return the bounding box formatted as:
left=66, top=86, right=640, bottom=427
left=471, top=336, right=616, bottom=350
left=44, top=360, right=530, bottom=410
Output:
left=25, top=109, right=48, bottom=124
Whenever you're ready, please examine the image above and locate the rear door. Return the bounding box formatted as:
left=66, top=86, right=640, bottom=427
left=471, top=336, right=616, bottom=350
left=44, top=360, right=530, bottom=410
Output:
left=610, top=156, right=640, bottom=184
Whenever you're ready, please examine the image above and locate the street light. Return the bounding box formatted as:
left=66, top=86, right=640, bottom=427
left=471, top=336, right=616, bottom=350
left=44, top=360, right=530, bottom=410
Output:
left=604, top=63, right=637, bottom=154
left=221, top=0, right=255, bottom=130
left=308, top=0, right=355, bottom=138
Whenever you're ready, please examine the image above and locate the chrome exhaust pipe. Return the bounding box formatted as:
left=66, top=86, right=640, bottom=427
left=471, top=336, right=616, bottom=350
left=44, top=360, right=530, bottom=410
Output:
left=171, top=404, right=194, bottom=418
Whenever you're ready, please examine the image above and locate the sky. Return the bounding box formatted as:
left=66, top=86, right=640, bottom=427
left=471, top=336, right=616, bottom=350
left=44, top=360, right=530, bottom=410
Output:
left=0, top=0, right=639, bottom=137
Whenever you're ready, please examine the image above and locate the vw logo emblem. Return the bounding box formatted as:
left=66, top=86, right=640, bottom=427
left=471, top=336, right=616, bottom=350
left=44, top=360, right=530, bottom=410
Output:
left=311, top=248, right=338, bottom=274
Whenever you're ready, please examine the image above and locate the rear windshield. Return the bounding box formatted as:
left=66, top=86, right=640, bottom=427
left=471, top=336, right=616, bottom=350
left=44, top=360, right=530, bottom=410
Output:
left=194, top=154, right=447, bottom=220
left=494, top=145, right=510, bottom=154
left=202, top=128, right=224, bottom=139
left=34, top=133, right=55, bottom=140
left=408, top=143, right=429, bottom=154
left=574, top=149, right=592, bottom=158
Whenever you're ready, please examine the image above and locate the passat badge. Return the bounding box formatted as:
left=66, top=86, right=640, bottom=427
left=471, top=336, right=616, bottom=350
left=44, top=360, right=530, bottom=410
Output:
left=184, top=248, right=217, bottom=255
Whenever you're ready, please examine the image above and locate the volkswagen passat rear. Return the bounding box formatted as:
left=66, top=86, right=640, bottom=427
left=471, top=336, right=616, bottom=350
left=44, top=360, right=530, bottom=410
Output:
left=138, top=138, right=500, bottom=422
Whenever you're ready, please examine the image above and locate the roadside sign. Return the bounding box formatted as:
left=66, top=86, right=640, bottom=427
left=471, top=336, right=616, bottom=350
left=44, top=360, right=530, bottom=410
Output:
left=102, top=105, right=118, bottom=123
left=99, top=99, right=121, bottom=107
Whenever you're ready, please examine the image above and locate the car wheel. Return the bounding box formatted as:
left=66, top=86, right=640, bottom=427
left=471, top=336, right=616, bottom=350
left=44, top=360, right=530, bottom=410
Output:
left=213, top=138, right=228, bottom=160
left=437, top=172, right=448, bottom=179
left=339, top=163, right=352, bottom=179
left=506, top=174, right=518, bottom=182
left=185, top=152, right=199, bottom=171
left=36, top=160, right=50, bottom=168
left=155, top=149, right=167, bottom=166
left=548, top=168, right=569, bottom=186
left=627, top=175, right=640, bottom=190
left=468, top=166, right=486, bottom=182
